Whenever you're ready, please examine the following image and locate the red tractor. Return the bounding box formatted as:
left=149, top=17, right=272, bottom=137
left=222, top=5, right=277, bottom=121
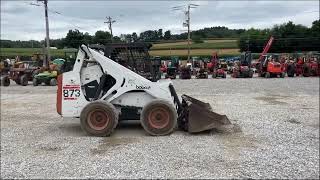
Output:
left=232, top=51, right=253, bottom=78
left=208, top=52, right=227, bottom=78
left=308, top=54, right=320, bottom=76
left=258, top=54, right=285, bottom=78
left=286, top=53, right=319, bottom=77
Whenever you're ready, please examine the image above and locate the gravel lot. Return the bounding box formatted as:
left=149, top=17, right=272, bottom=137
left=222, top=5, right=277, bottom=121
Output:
left=1, top=76, right=319, bottom=179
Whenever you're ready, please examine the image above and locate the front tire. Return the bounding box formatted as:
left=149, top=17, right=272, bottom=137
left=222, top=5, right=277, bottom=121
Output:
left=50, top=78, right=57, bottom=86
left=1, top=76, right=10, bottom=86
left=33, top=78, right=39, bottom=86
left=141, top=99, right=177, bottom=136
left=265, top=72, right=271, bottom=78
left=20, top=75, right=28, bottom=86
left=80, top=101, right=118, bottom=136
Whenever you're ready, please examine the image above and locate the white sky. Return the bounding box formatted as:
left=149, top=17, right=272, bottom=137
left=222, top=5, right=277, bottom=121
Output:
left=1, top=0, right=319, bottom=41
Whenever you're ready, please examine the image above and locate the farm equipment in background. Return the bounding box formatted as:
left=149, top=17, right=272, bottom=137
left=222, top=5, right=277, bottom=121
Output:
left=180, top=66, right=192, bottom=79
left=0, top=59, right=11, bottom=86
left=286, top=53, right=314, bottom=77
left=57, top=45, right=232, bottom=136
left=255, top=36, right=285, bottom=78
left=309, top=53, right=320, bottom=76
left=160, top=64, right=167, bottom=73
left=90, top=43, right=161, bottom=82
left=165, top=56, right=179, bottom=79
left=232, top=51, right=253, bottom=78
left=258, top=54, right=285, bottom=78
left=195, top=68, right=208, bottom=79
left=165, top=66, right=177, bottom=79
left=9, top=55, right=41, bottom=86
left=33, top=59, right=66, bottom=86
left=195, top=58, right=209, bottom=79
left=226, top=60, right=234, bottom=74
left=207, top=52, right=226, bottom=78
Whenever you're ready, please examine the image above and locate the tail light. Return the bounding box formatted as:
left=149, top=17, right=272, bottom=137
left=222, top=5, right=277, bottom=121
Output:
left=56, top=74, right=63, bottom=115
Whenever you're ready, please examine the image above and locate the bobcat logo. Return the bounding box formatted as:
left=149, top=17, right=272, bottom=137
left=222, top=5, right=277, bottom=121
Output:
left=136, top=85, right=151, bottom=90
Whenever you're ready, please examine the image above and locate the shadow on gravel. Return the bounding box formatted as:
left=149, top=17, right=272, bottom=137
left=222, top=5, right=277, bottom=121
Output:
left=255, top=96, right=288, bottom=105
left=58, top=123, right=86, bottom=137
left=90, top=137, right=139, bottom=155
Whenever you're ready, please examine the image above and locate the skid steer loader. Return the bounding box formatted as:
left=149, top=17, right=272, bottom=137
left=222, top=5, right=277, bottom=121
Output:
left=56, top=45, right=231, bottom=136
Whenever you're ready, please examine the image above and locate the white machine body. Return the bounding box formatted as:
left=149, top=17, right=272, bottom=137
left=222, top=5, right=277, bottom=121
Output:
left=57, top=45, right=174, bottom=117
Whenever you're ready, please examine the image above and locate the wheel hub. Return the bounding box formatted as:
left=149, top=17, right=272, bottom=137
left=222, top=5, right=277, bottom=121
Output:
left=148, top=107, right=169, bottom=129
left=88, top=109, right=109, bottom=131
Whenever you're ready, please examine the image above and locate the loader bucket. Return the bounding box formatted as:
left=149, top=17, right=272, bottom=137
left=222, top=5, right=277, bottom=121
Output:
left=178, top=94, right=231, bottom=133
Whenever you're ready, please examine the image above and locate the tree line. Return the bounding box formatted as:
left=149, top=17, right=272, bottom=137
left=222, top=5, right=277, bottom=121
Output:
left=1, top=20, right=319, bottom=53
left=238, top=20, right=320, bottom=52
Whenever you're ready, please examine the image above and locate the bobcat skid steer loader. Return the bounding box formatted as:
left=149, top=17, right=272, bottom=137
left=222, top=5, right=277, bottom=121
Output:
left=56, top=45, right=231, bottom=136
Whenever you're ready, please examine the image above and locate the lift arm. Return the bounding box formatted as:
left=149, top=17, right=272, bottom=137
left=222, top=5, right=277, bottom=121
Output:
left=258, top=36, right=274, bottom=62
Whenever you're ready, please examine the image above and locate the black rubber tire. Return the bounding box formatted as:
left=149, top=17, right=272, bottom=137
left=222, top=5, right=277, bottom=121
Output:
left=80, top=101, right=118, bottom=137
left=212, top=72, right=217, bottom=78
left=141, top=99, right=177, bottom=136
left=249, top=70, right=254, bottom=78
left=15, top=79, right=21, bottom=85
left=33, top=78, right=39, bottom=86
left=303, top=65, right=310, bottom=77
left=50, top=78, right=57, bottom=86
left=20, top=75, right=28, bottom=86
left=32, top=69, right=40, bottom=78
left=287, top=64, right=295, bottom=77
left=280, top=72, right=285, bottom=78
left=223, top=73, right=226, bottom=78
left=1, top=76, right=10, bottom=86
left=265, top=72, right=271, bottom=78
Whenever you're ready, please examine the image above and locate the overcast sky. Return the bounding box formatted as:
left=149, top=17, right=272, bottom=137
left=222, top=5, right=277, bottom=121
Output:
left=1, top=0, right=319, bottom=41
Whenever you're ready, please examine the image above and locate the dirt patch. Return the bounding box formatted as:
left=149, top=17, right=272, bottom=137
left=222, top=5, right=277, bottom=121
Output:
left=255, top=96, right=288, bottom=105
left=58, top=123, right=85, bottom=137
left=286, top=118, right=301, bottom=124
left=35, top=146, right=63, bottom=154
left=91, top=137, right=139, bottom=155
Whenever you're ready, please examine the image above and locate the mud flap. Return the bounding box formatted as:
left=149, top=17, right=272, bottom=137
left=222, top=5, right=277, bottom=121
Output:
left=178, top=94, right=231, bottom=133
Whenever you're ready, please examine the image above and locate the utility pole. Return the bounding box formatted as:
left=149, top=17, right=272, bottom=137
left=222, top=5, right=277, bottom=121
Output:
left=173, top=3, right=199, bottom=61
left=104, top=16, right=116, bottom=42
left=34, top=0, right=50, bottom=67
left=187, top=5, right=191, bottom=61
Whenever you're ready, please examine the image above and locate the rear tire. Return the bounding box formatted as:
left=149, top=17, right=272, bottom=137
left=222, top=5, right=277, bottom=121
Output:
left=20, top=75, right=28, bottom=86
left=265, top=72, right=271, bottom=78
left=1, top=76, right=10, bottom=86
left=33, top=78, right=39, bottom=86
left=141, top=99, right=177, bottom=136
left=303, top=65, right=310, bottom=77
left=249, top=70, right=253, bottom=78
left=287, top=64, right=295, bottom=77
left=50, top=78, right=57, bottom=86
left=80, top=101, right=118, bottom=136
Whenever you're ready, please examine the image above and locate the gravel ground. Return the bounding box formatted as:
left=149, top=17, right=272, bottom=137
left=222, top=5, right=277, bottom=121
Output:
left=1, top=76, right=319, bottom=179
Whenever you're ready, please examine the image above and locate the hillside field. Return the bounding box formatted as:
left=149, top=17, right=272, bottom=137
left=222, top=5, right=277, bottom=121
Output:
left=1, top=39, right=241, bottom=59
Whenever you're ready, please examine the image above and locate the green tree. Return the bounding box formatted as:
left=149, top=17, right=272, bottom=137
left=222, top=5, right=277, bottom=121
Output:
left=158, top=29, right=163, bottom=39
left=192, top=35, right=203, bottom=43
left=164, top=30, right=171, bottom=40
left=93, top=31, right=112, bottom=45
left=132, top=32, right=138, bottom=42
left=83, top=32, right=93, bottom=45
left=64, top=29, right=84, bottom=48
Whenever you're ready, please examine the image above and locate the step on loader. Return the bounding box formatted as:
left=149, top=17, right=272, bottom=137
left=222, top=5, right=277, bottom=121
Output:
left=56, top=45, right=231, bottom=136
